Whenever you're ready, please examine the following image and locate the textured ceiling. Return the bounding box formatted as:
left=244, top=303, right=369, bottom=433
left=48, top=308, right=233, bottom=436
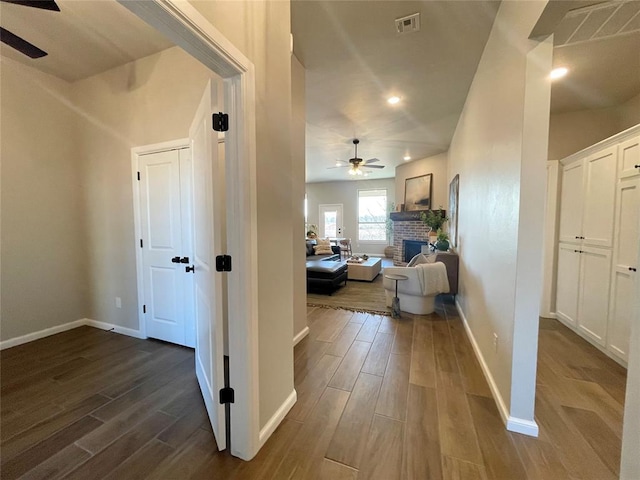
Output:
left=0, top=0, right=173, bottom=82
left=292, top=1, right=501, bottom=183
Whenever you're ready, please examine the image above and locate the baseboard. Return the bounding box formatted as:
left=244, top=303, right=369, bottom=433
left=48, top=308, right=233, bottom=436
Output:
left=456, top=300, right=538, bottom=437
left=83, top=319, right=146, bottom=339
left=0, top=318, right=145, bottom=350
left=0, top=319, right=87, bottom=350
left=507, top=416, right=539, bottom=436
left=293, top=326, right=309, bottom=346
left=258, top=389, right=297, bottom=449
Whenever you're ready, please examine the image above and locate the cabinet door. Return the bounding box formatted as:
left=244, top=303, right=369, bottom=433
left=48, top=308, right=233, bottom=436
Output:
left=608, top=178, right=639, bottom=361
left=556, top=243, right=581, bottom=326
left=619, top=136, right=640, bottom=180
left=578, top=246, right=612, bottom=346
left=582, top=146, right=617, bottom=248
left=559, top=161, right=584, bottom=244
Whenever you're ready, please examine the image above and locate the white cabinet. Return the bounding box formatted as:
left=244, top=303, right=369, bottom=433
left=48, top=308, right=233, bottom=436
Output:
left=558, top=161, right=584, bottom=244
left=619, top=135, right=640, bottom=180
left=556, top=243, right=611, bottom=346
left=555, top=125, right=640, bottom=366
left=556, top=243, right=580, bottom=326
left=558, top=146, right=617, bottom=247
left=582, top=146, right=617, bottom=248
left=608, top=177, right=640, bottom=361
left=578, top=246, right=612, bottom=346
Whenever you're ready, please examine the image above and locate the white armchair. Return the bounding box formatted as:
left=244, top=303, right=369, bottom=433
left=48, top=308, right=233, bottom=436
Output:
left=382, top=262, right=450, bottom=314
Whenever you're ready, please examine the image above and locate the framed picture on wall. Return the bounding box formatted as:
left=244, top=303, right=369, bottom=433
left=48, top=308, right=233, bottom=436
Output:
left=449, top=174, right=460, bottom=247
left=404, top=173, right=433, bottom=211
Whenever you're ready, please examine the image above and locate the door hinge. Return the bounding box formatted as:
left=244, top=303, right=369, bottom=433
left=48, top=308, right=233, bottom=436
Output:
left=140, top=239, right=143, bottom=248
left=137, top=171, right=140, bottom=181
left=216, top=255, right=232, bottom=272
left=143, top=305, right=146, bottom=313
left=219, top=387, right=234, bottom=404
left=212, top=112, right=229, bottom=132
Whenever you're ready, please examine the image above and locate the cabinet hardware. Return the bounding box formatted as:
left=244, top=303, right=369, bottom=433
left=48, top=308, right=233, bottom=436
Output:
left=171, top=256, right=181, bottom=263
left=630, top=267, right=637, bottom=272
left=179, top=257, right=190, bottom=264
left=185, top=265, right=195, bottom=273
left=635, top=164, right=640, bottom=169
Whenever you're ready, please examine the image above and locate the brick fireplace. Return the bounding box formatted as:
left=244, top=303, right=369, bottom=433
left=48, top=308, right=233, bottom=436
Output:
left=390, top=210, right=446, bottom=265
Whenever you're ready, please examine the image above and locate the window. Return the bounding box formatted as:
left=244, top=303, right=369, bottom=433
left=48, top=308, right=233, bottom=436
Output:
left=358, top=189, right=387, bottom=242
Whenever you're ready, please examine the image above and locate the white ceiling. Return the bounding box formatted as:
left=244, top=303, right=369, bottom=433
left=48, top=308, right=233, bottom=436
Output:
left=0, top=0, right=173, bottom=82
left=2, top=0, right=637, bottom=179
left=294, top=0, right=640, bottom=183
left=292, top=1, right=501, bottom=183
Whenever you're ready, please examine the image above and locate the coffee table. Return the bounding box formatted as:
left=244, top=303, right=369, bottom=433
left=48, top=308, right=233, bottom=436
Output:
left=347, top=257, right=382, bottom=281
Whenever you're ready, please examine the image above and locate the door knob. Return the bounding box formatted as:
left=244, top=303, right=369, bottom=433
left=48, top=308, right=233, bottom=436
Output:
left=180, top=257, right=190, bottom=264
left=171, top=256, right=181, bottom=263
left=185, top=265, right=195, bottom=273
left=630, top=267, right=637, bottom=272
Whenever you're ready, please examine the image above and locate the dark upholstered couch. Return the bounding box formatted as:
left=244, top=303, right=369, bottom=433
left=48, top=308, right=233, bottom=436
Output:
left=306, top=242, right=348, bottom=293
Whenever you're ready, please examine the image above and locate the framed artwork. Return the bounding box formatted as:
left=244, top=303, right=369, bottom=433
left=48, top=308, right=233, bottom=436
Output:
left=404, top=174, right=433, bottom=211
left=449, top=174, right=459, bottom=248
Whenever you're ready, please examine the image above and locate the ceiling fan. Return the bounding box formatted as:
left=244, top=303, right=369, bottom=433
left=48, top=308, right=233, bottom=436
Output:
left=329, top=139, right=385, bottom=176
left=0, top=0, right=60, bottom=59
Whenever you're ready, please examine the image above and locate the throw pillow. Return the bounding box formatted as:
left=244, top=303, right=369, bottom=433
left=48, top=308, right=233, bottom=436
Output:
left=313, top=244, right=334, bottom=255
left=313, top=238, right=333, bottom=255
left=306, top=242, right=315, bottom=256
left=407, top=253, right=430, bottom=267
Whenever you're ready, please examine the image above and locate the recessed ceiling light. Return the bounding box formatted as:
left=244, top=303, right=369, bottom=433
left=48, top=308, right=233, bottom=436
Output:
left=403, top=155, right=411, bottom=161
left=387, top=96, right=401, bottom=105
left=550, top=67, right=568, bottom=80
left=335, top=161, right=342, bottom=166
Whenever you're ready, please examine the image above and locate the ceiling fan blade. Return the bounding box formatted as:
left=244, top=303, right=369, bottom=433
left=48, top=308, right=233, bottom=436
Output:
left=0, top=27, right=47, bottom=58
left=327, top=165, right=350, bottom=169
left=1, top=0, right=60, bottom=11
left=363, top=165, right=385, bottom=169
left=364, top=158, right=380, bottom=164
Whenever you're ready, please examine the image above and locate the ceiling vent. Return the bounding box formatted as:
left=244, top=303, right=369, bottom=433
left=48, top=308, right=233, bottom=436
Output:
left=395, top=13, right=420, bottom=34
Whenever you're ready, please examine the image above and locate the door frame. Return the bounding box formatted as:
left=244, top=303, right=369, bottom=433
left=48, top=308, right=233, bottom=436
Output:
left=120, top=0, right=259, bottom=461
left=131, top=138, right=191, bottom=344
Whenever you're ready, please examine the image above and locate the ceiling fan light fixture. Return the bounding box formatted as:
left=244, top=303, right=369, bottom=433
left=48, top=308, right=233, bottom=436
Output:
left=387, top=96, right=401, bottom=105
left=403, top=155, right=411, bottom=161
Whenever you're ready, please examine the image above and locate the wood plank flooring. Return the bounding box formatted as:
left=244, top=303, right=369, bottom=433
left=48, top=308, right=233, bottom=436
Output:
left=0, top=304, right=626, bottom=479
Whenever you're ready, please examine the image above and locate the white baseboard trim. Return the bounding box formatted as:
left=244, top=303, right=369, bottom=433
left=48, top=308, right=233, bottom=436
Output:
left=293, top=326, right=310, bottom=346
left=0, top=318, right=145, bottom=350
left=258, top=389, right=297, bottom=449
left=0, top=319, right=87, bottom=350
left=456, top=300, right=538, bottom=437
left=83, top=319, right=146, bottom=339
left=507, top=417, right=539, bottom=436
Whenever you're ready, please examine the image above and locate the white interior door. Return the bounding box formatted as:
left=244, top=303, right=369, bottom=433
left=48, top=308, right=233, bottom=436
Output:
left=190, top=79, right=226, bottom=450
left=139, top=148, right=194, bottom=347
left=319, top=204, right=343, bottom=238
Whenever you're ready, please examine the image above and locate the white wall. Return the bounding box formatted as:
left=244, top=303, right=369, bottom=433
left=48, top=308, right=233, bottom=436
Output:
left=1, top=58, right=88, bottom=341
left=189, top=0, right=295, bottom=432
left=71, top=46, right=212, bottom=331
left=548, top=93, right=640, bottom=161
left=292, top=55, right=307, bottom=341
left=620, top=223, right=640, bottom=477
left=394, top=153, right=448, bottom=211
left=447, top=0, right=550, bottom=429
left=306, top=178, right=396, bottom=256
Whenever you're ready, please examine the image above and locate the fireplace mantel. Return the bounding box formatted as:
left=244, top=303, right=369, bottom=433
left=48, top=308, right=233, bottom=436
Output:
left=390, top=210, right=446, bottom=222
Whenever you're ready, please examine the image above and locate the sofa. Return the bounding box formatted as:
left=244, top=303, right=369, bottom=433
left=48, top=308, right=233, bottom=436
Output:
left=382, top=252, right=458, bottom=314
left=306, top=241, right=347, bottom=293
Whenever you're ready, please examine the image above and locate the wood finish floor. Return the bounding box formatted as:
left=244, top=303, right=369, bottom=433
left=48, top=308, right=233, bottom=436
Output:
left=0, top=302, right=626, bottom=479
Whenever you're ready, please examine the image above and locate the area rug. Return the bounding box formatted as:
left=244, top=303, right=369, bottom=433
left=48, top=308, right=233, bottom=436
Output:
left=307, top=274, right=390, bottom=315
